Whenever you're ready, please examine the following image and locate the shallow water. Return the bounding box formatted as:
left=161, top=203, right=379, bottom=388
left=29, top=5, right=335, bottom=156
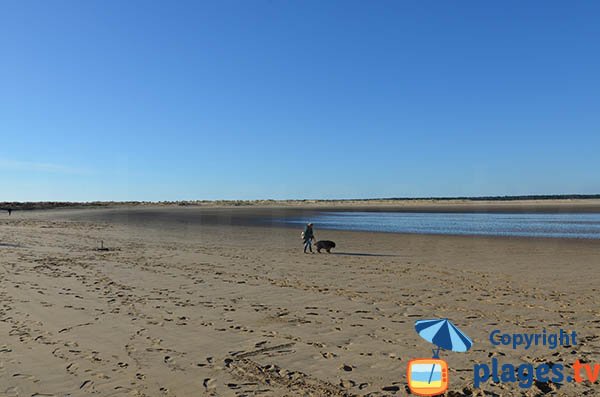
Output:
left=277, top=212, right=600, bottom=239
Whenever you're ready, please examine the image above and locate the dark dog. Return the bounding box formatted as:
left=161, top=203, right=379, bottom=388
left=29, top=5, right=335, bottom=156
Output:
left=315, top=240, right=336, bottom=253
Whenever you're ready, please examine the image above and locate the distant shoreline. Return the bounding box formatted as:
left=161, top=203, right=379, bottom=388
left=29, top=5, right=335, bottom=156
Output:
left=3, top=195, right=600, bottom=213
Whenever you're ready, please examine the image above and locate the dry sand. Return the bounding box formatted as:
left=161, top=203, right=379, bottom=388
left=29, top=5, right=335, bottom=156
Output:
left=1, top=206, right=599, bottom=396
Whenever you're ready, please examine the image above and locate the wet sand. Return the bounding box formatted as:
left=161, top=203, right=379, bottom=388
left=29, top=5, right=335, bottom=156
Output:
left=1, top=206, right=599, bottom=396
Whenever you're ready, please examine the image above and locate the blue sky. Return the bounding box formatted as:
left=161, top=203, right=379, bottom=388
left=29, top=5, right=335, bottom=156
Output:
left=1, top=1, right=599, bottom=201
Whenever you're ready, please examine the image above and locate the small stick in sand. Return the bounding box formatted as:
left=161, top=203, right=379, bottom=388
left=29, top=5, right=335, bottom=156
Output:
left=97, top=240, right=109, bottom=251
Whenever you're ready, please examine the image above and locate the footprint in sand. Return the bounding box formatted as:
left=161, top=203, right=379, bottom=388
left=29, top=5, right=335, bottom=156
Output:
left=341, top=364, right=354, bottom=372
left=2, top=386, right=18, bottom=396
left=254, top=340, right=268, bottom=348
left=12, top=373, right=38, bottom=382
left=80, top=380, right=94, bottom=390
left=66, top=362, right=78, bottom=375
left=203, top=378, right=216, bottom=392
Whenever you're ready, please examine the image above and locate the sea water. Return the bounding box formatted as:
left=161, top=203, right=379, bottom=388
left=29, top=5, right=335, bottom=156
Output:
left=277, top=212, right=600, bottom=239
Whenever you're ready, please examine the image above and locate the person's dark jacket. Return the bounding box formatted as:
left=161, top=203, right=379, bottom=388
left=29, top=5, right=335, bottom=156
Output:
left=303, top=226, right=314, bottom=242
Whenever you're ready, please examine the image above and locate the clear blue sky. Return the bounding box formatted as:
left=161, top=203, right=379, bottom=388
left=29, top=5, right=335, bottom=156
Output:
left=1, top=1, right=599, bottom=201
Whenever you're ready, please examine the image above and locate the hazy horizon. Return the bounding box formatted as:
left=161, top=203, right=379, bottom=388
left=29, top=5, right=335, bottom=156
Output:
left=3, top=193, right=600, bottom=205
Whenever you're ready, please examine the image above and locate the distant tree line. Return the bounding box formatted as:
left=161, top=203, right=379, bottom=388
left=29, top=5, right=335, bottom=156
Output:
left=357, top=194, right=600, bottom=202
left=1, top=195, right=599, bottom=211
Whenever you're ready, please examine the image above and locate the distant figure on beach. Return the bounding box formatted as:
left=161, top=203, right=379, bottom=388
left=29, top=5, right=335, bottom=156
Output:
left=7, top=209, right=12, bottom=216
left=302, top=223, right=315, bottom=254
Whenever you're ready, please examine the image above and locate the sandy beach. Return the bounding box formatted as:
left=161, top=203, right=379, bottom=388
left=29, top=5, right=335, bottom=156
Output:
left=1, top=205, right=599, bottom=396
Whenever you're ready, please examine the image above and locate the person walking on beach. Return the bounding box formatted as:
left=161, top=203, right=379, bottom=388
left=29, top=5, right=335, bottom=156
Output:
left=302, top=223, right=315, bottom=253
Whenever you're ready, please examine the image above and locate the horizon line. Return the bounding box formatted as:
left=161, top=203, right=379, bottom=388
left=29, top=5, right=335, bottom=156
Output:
left=2, top=193, right=600, bottom=206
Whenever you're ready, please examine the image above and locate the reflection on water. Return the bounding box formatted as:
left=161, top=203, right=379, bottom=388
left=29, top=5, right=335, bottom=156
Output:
left=278, top=212, right=600, bottom=239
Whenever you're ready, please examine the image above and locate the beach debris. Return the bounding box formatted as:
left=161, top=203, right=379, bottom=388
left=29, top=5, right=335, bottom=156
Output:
left=96, top=240, right=110, bottom=251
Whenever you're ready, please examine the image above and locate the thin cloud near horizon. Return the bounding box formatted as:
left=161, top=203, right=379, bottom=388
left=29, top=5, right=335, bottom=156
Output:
left=0, top=159, right=89, bottom=175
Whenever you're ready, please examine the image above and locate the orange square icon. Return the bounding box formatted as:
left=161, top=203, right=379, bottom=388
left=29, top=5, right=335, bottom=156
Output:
left=407, top=358, right=449, bottom=396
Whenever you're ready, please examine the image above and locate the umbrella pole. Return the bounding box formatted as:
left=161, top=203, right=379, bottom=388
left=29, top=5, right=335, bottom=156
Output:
left=427, top=347, right=441, bottom=384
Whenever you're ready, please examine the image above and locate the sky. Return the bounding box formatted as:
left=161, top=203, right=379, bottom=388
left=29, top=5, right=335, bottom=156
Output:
left=1, top=1, right=599, bottom=201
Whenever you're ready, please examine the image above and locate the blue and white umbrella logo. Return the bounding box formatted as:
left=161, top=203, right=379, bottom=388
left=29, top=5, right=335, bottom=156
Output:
left=415, top=318, right=473, bottom=356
